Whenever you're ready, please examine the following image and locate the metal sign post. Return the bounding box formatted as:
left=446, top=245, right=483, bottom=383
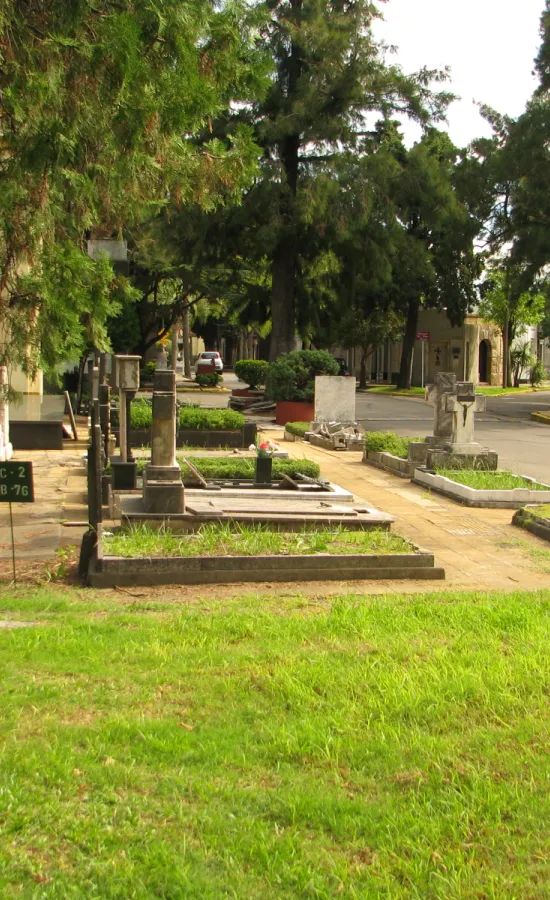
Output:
left=0, top=462, right=34, bottom=584
left=416, top=332, right=430, bottom=389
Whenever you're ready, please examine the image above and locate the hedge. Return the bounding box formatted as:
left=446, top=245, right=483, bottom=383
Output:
left=266, top=350, right=339, bottom=402
left=284, top=421, right=310, bottom=437
left=178, top=407, right=246, bottom=430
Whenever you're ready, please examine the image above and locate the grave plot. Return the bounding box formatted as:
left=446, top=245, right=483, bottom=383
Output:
left=89, top=521, right=444, bottom=586
left=306, top=376, right=364, bottom=450
left=417, top=470, right=550, bottom=509
left=82, top=363, right=445, bottom=585
left=513, top=504, right=550, bottom=540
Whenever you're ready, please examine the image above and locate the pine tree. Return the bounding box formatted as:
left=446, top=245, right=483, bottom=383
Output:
left=224, top=0, right=453, bottom=359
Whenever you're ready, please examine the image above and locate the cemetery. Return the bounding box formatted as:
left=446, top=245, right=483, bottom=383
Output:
left=3, top=3, right=550, bottom=895
left=78, top=356, right=447, bottom=585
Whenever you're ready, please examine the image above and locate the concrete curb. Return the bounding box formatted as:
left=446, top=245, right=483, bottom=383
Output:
left=512, top=506, right=550, bottom=542
left=89, top=545, right=445, bottom=587
left=413, top=468, right=550, bottom=508
left=530, top=411, right=550, bottom=425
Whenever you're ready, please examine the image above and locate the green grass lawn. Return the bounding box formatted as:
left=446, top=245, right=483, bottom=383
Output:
left=435, top=469, right=550, bottom=490
left=366, top=385, right=543, bottom=397
left=104, top=523, right=412, bottom=558
left=0, top=586, right=549, bottom=897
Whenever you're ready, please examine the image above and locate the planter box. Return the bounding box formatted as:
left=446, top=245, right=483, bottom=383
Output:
left=88, top=529, right=445, bottom=586
left=275, top=401, right=314, bottom=426
left=363, top=450, right=415, bottom=479
left=513, top=506, right=550, bottom=541
left=413, top=468, right=550, bottom=508
left=114, top=423, right=256, bottom=449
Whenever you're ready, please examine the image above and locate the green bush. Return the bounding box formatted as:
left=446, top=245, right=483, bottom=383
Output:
left=178, top=407, right=245, bottom=430
left=365, top=431, right=421, bottom=460
left=130, top=398, right=153, bottom=429
left=195, top=372, right=222, bottom=387
left=140, top=361, right=156, bottom=382
left=178, top=457, right=320, bottom=482
left=266, top=350, right=339, bottom=402
left=285, top=421, right=310, bottom=438
left=234, top=359, right=269, bottom=389
left=530, top=359, right=546, bottom=387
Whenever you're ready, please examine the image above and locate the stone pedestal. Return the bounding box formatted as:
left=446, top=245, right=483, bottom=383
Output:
left=143, top=370, right=184, bottom=514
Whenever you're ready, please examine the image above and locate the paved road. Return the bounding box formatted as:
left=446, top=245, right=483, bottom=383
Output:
left=356, top=391, right=550, bottom=483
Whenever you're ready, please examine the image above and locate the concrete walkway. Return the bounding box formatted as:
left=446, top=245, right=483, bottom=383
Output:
left=280, top=433, right=550, bottom=592
left=0, top=437, right=88, bottom=581
left=2, top=424, right=550, bottom=594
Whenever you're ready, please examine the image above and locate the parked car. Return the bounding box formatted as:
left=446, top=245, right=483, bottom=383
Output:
left=195, top=351, right=224, bottom=373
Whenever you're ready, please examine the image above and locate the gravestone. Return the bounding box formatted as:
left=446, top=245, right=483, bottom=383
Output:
left=313, top=376, right=356, bottom=426
left=111, top=355, right=140, bottom=490
left=307, top=376, right=362, bottom=450
left=408, top=373, right=497, bottom=470
left=143, top=370, right=185, bottom=514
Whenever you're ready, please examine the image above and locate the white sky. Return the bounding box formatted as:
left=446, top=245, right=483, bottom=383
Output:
left=373, top=0, right=546, bottom=146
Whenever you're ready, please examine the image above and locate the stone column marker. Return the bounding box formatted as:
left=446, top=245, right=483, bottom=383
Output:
left=143, top=369, right=184, bottom=514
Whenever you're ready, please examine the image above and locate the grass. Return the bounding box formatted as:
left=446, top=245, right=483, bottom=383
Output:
left=0, top=585, right=549, bottom=897
left=365, top=431, right=423, bottom=459
left=284, top=421, right=311, bottom=438
left=523, top=503, right=550, bottom=519
left=366, top=384, right=543, bottom=397
left=104, top=523, right=412, bottom=558
left=435, top=469, right=549, bottom=491
left=176, top=457, right=320, bottom=482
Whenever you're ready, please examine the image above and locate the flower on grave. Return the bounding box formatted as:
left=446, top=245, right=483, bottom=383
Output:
left=257, top=440, right=280, bottom=457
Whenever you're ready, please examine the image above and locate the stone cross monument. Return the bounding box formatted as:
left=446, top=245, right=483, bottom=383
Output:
left=408, top=373, right=497, bottom=470
left=143, top=370, right=185, bottom=514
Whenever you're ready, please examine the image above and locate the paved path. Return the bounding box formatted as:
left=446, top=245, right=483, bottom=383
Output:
left=355, top=392, right=550, bottom=484
left=0, top=439, right=88, bottom=581
left=278, top=431, right=550, bottom=593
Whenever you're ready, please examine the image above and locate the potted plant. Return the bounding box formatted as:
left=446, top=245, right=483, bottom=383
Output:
left=265, top=350, right=339, bottom=425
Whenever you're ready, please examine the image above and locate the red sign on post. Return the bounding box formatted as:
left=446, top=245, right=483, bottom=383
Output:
left=416, top=332, right=430, bottom=341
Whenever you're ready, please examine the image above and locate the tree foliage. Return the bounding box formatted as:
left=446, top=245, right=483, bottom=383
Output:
left=0, top=0, right=267, bottom=375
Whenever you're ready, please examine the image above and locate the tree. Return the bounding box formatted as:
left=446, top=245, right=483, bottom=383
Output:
left=478, top=267, right=545, bottom=386
left=389, top=130, right=480, bottom=389
left=335, top=305, right=404, bottom=389
left=0, top=0, right=266, bottom=378
left=219, top=0, right=453, bottom=359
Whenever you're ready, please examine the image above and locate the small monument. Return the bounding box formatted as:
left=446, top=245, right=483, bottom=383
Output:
left=111, top=355, right=141, bottom=490
left=408, top=373, right=497, bottom=470
left=308, top=375, right=363, bottom=450
left=143, top=370, right=185, bottom=514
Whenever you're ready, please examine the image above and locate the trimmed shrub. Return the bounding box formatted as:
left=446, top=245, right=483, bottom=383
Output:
left=285, top=421, right=310, bottom=438
left=234, top=359, right=269, bottom=389
left=364, top=431, right=420, bottom=460
left=140, top=361, right=156, bottom=382
left=178, top=457, right=320, bottom=482
left=178, top=407, right=245, bottom=430
left=195, top=372, right=222, bottom=387
left=266, top=350, right=339, bottom=402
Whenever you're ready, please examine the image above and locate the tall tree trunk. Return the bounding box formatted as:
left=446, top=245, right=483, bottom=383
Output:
left=359, top=347, right=368, bottom=390
left=397, top=298, right=420, bottom=390
left=182, top=307, right=192, bottom=378
left=270, top=235, right=297, bottom=360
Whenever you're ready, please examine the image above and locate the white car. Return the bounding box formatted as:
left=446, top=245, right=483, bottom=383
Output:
left=195, top=351, right=224, bottom=373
